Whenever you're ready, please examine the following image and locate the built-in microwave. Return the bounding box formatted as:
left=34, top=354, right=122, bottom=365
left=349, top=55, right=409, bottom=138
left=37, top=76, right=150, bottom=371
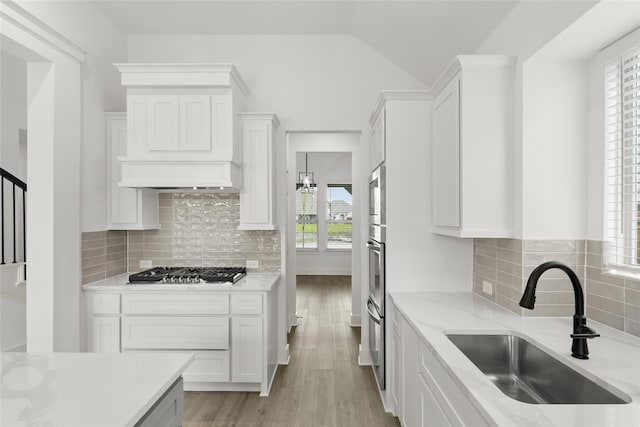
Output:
left=369, top=165, right=386, bottom=228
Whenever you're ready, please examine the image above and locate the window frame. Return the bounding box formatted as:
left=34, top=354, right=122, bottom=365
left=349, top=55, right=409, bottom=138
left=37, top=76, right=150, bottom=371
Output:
left=326, top=183, right=353, bottom=251
left=601, top=29, right=640, bottom=276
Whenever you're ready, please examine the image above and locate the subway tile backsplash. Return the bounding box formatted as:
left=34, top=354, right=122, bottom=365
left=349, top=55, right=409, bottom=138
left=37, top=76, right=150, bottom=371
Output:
left=81, top=230, right=127, bottom=284
left=473, top=238, right=640, bottom=338
left=128, top=192, right=281, bottom=273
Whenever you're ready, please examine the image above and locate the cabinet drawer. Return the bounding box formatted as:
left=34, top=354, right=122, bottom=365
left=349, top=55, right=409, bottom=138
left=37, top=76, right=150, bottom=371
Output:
left=121, top=316, right=229, bottom=350
left=122, top=293, right=229, bottom=315
left=91, top=293, right=120, bottom=315
left=231, top=294, right=262, bottom=315
left=418, top=340, right=490, bottom=427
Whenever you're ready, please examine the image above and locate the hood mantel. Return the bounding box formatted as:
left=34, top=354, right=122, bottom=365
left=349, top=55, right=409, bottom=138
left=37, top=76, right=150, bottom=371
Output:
left=114, top=63, right=248, bottom=189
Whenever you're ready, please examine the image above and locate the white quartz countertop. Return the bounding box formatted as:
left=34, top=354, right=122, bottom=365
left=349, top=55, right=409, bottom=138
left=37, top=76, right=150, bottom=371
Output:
left=1, top=352, right=193, bottom=427
left=389, top=291, right=640, bottom=427
left=82, top=272, right=279, bottom=292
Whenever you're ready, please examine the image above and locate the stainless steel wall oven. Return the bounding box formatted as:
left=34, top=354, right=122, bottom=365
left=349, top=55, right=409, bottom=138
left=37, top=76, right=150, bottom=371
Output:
left=367, top=164, right=386, bottom=391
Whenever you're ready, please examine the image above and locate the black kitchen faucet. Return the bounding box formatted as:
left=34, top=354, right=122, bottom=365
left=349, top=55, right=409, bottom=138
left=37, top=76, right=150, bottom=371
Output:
left=519, top=261, right=599, bottom=359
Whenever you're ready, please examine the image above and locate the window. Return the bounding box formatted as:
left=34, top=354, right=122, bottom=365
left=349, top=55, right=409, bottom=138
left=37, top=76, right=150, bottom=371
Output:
left=296, top=185, right=317, bottom=248
left=327, top=184, right=353, bottom=249
left=604, top=42, right=640, bottom=271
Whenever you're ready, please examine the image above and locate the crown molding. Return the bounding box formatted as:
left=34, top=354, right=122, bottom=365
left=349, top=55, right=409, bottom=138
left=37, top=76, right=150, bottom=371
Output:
left=431, top=54, right=516, bottom=97
left=0, top=0, right=85, bottom=62
left=114, top=63, right=250, bottom=96
left=238, top=112, right=280, bottom=128
left=369, top=90, right=432, bottom=125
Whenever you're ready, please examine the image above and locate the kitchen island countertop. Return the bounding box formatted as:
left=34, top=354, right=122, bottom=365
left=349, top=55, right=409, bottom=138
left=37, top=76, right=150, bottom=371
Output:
left=1, top=352, right=193, bottom=427
left=390, top=291, right=640, bottom=427
left=82, top=272, right=279, bottom=292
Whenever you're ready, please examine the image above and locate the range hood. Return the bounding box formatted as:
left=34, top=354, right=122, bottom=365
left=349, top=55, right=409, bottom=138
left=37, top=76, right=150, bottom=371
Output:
left=114, top=64, right=249, bottom=189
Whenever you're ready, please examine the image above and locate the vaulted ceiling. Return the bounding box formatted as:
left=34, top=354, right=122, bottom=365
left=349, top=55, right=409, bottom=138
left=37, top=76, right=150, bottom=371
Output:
left=92, top=1, right=518, bottom=87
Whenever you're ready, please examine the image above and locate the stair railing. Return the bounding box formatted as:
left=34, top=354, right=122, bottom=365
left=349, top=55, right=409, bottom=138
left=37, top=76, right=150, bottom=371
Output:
left=1, top=167, right=27, bottom=280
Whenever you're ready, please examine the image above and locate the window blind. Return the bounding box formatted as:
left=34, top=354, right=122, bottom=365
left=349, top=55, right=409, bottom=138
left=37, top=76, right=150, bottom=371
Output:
left=605, top=44, right=640, bottom=269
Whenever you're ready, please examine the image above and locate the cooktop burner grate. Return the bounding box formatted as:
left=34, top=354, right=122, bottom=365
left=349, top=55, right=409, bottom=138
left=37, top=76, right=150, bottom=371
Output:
left=128, top=266, right=246, bottom=284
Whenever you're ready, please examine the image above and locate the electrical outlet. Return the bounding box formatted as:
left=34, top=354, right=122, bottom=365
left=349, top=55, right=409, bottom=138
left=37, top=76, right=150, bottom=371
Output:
left=246, top=260, right=259, bottom=269
left=482, top=280, right=493, bottom=295
left=140, top=260, right=152, bottom=269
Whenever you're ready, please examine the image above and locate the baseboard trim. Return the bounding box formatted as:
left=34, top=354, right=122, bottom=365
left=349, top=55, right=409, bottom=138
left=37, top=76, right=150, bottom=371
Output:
left=184, top=382, right=260, bottom=392
left=288, top=313, right=298, bottom=333
left=358, top=344, right=372, bottom=366
left=295, top=269, right=352, bottom=276
left=262, top=364, right=278, bottom=397
left=278, top=344, right=290, bottom=365
left=349, top=313, right=361, bottom=327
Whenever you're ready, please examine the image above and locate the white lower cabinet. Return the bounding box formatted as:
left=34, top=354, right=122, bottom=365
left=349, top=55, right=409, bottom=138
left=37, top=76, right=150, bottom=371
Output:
left=86, top=290, right=274, bottom=394
left=121, top=316, right=229, bottom=350
left=182, top=351, right=230, bottom=383
left=90, top=316, right=120, bottom=353
left=231, top=316, right=263, bottom=383
left=393, top=300, right=489, bottom=427
left=418, top=374, right=451, bottom=427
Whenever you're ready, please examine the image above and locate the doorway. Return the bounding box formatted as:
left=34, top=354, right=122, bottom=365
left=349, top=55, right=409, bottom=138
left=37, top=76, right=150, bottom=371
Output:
left=285, top=132, right=363, bottom=358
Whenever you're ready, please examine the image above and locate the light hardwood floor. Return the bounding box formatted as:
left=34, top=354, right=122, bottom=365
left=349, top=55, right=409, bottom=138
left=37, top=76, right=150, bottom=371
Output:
left=183, top=275, right=399, bottom=427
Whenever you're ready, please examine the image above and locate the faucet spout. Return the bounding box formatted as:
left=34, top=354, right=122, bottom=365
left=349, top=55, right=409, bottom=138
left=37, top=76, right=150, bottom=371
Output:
left=519, top=261, right=599, bottom=359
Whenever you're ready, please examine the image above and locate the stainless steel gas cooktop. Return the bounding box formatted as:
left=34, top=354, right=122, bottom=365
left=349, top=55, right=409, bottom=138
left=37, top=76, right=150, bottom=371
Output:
left=128, top=266, right=246, bottom=284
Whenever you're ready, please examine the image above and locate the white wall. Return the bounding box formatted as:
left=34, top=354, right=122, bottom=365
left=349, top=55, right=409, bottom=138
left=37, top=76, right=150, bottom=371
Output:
left=521, top=60, right=589, bottom=239
left=2, top=0, right=126, bottom=351
left=473, top=0, right=601, bottom=239
left=0, top=50, right=27, bottom=264
left=385, top=98, right=473, bottom=292
left=0, top=49, right=28, bottom=352
left=17, top=0, right=127, bottom=232
left=296, top=152, right=352, bottom=275
left=1, top=50, right=27, bottom=179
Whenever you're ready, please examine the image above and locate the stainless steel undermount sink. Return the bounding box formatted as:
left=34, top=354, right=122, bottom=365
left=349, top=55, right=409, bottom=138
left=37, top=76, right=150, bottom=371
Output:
left=446, top=334, right=631, bottom=405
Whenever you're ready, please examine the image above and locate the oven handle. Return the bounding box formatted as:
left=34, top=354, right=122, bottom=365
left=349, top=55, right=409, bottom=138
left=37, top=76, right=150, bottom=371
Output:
left=366, top=240, right=380, bottom=250
left=367, top=297, right=382, bottom=325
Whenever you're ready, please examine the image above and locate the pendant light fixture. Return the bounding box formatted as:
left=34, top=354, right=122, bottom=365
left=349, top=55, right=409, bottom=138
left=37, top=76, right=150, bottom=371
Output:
left=298, top=153, right=315, bottom=192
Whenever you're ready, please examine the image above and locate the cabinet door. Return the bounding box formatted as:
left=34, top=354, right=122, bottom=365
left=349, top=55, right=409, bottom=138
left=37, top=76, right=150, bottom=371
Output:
left=90, top=316, right=120, bottom=353
left=147, top=95, right=180, bottom=151
left=419, top=374, right=452, bottom=427
left=179, top=95, right=211, bottom=151
left=231, top=316, right=263, bottom=383
left=402, top=319, right=420, bottom=427
left=432, top=75, right=461, bottom=228
left=391, top=328, right=403, bottom=417
left=240, top=121, right=271, bottom=226
left=108, top=117, right=138, bottom=224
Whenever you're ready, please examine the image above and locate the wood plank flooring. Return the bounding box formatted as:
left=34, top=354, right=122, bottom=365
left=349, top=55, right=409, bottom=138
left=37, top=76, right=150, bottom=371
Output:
left=183, top=275, right=399, bottom=427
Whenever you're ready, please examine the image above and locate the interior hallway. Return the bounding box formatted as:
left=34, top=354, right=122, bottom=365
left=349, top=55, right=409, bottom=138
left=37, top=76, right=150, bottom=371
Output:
left=183, top=275, right=399, bottom=426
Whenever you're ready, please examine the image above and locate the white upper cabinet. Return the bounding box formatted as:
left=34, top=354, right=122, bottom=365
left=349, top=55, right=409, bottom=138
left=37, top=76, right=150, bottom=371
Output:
left=369, top=106, right=385, bottom=172
left=431, top=55, right=515, bottom=238
left=106, top=113, right=159, bottom=230
left=238, top=113, right=279, bottom=230
left=115, top=64, right=248, bottom=189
